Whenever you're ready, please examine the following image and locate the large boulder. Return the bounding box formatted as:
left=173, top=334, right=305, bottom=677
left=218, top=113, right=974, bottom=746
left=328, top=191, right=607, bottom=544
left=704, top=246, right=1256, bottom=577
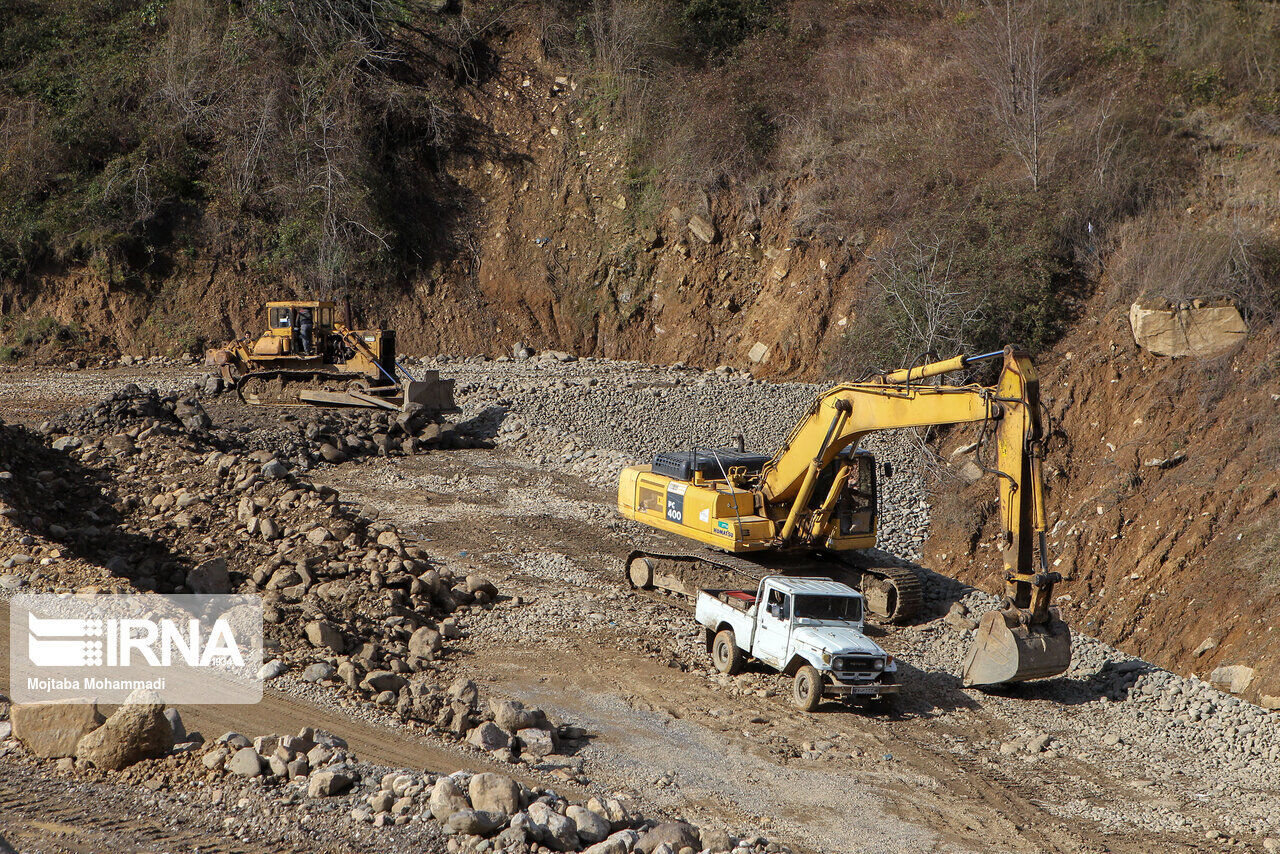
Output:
left=429, top=775, right=471, bottom=821
left=308, top=770, right=354, bottom=797
left=468, top=772, right=522, bottom=817
left=408, top=626, right=443, bottom=660
left=467, top=722, right=510, bottom=751
left=491, top=699, right=547, bottom=733
left=227, top=747, right=265, bottom=776
left=444, top=809, right=505, bottom=836
left=304, top=619, right=344, bottom=653
left=1129, top=299, right=1247, bottom=357
left=75, top=692, right=174, bottom=770
left=516, top=726, right=557, bottom=757
left=584, top=830, right=641, bottom=854
left=637, top=821, right=700, bottom=854
left=567, top=805, right=610, bottom=844
left=1208, top=664, right=1256, bottom=695
left=11, top=701, right=105, bottom=758
left=525, top=802, right=580, bottom=852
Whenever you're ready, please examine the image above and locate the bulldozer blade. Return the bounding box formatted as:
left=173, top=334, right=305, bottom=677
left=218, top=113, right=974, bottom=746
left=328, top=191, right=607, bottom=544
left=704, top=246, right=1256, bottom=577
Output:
left=961, top=607, right=1071, bottom=687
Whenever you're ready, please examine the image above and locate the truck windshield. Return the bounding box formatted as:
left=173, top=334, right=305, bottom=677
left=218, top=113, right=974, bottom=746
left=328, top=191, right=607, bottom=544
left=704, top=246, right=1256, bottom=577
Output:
left=793, top=595, right=862, bottom=623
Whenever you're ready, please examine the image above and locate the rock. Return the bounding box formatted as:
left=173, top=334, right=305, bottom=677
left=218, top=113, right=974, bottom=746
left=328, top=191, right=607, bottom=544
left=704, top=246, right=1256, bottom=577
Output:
left=227, top=747, right=265, bottom=777
left=1129, top=299, right=1247, bottom=357
left=587, top=796, right=632, bottom=828
left=261, top=459, right=289, bottom=479
left=637, top=822, right=700, bottom=854
left=468, top=772, right=521, bottom=816
left=1193, top=637, right=1218, bottom=657
left=491, top=699, right=547, bottom=733
left=448, top=678, right=479, bottom=707
left=527, top=801, right=581, bottom=851
left=408, top=626, right=443, bottom=659
left=336, top=660, right=364, bottom=690
left=308, top=770, right=354, bottom=797
left=584, top=831, right=640, bottom=854
left=103, top=435, right=137, bottom=456
left=360, top=670, right=407, bottom=694
left=52, top=436, right=82, bottom=452
left=164, top=708, right=187, bottom=743
left=567, top=805, right=610, bottom=844
left=700, top=828, right=733, bottom=853
left=202, top=747, right=229, bottom=770
left=1261, top=694, right=1280, bottom=711
left=746, top=341, right=769, bottom=364
left=303, top=662, right=336, bottom=683
left=187, top=557, right=231, bottom=594
left=516, top=726, right=557, bottom=757
left=305, top=527, right=331, bottom=545
left=467, top=722, right=510, bottom=751
left=305, top=619, right=344, bottom=653
left=429, top=775, right=471, bottom=821
left=1209, top=664, right=1256, bottom=695
left=257, top=659, right=286, bottom=680
left=319, top=443, right=346, bottom=463
left=11, top=701, right=105, bottom=758
left=444, top=809, right=505, bottom=837
left=687, top=213, right=718, bottom=244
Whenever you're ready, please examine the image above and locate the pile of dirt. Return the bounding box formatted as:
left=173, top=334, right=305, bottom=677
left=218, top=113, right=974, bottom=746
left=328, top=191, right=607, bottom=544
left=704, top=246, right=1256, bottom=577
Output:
left=927, top=307, right=1280, bottom=708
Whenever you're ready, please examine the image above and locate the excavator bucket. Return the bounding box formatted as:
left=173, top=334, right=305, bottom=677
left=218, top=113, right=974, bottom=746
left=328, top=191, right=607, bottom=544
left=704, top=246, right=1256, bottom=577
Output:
left=961, top=607, right=1071, bottom=686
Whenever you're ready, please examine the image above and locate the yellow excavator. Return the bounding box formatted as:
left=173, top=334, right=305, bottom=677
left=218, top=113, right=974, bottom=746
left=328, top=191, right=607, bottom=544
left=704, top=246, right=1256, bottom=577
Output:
left=618, top=347, right=1071, bottom=686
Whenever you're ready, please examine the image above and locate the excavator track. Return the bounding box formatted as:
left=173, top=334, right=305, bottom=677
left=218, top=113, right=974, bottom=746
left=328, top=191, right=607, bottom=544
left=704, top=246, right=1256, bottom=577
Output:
left=625, top=546, right=922, bottom=623
left=236, top=369, right=391, bottom=406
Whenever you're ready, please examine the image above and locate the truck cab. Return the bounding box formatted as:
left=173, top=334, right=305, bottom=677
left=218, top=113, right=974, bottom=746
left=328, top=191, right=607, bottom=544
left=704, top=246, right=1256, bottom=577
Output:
left=694, top=576, right=899, bottom=711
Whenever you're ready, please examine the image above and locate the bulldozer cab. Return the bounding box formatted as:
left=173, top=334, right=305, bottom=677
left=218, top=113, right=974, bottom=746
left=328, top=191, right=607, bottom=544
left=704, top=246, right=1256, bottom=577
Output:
left=265, top=301, right=336, bottom=337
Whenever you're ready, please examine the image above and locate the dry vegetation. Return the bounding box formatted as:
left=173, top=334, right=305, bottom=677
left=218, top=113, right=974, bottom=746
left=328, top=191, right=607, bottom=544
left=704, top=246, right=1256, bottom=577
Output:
left=2, top=0, right=1280, bottom=363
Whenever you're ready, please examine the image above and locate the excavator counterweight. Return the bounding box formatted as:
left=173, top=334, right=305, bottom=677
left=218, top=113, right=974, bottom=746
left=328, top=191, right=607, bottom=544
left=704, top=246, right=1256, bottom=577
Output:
left=617, top=347, right=1072, bottom=687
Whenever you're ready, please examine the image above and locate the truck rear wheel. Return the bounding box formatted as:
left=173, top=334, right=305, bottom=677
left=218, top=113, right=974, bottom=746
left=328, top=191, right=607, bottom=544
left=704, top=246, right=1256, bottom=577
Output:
left=711, top=629, right=745, bottom=675
left=792, top=666, right=823, bottom=712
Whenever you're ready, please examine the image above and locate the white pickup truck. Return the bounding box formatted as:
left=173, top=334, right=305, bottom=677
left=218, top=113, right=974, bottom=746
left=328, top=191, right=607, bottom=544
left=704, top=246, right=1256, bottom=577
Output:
left=695, top=576, right=900, bottom=711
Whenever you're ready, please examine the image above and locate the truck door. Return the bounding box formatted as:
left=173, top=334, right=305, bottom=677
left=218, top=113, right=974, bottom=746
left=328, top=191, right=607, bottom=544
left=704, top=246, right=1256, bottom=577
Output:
left=753, top=587, right=791, bottom=668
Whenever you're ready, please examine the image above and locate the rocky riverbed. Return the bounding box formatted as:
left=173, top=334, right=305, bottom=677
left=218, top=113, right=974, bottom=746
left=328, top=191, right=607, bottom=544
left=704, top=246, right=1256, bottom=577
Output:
left=1, top=353, right=1278, bottom=854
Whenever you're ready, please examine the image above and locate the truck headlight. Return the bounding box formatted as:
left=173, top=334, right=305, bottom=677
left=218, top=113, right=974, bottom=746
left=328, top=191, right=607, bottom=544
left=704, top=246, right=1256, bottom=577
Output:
left=872, top=659, right=883, bottom=670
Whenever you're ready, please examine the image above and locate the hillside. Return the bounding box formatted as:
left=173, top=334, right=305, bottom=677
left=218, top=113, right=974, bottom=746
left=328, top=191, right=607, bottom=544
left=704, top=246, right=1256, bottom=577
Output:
left=2, top=1, right=1279, bottom=699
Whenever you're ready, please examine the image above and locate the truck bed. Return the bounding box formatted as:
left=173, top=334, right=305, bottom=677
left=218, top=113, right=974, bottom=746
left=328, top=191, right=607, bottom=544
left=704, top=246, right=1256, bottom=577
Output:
left=705, top=589, right=757, bottom=613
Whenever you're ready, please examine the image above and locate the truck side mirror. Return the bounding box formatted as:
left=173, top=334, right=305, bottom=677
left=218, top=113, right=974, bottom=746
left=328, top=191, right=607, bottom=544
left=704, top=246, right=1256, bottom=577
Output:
left=882, top=462, right=893, bottom=479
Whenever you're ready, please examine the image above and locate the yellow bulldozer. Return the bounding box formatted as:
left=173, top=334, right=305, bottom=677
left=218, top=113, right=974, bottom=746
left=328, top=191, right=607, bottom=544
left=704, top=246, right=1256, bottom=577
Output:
left=208, top=300, right=454, bottom=413
left=618, top=347, right=1071, bottom=687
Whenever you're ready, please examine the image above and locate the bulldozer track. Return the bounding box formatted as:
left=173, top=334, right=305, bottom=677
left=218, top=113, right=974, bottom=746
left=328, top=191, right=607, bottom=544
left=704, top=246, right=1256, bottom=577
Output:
left=236, top=369, right=391, bottom=406
left=625, top=545, right=923, bottom=623
left=0, top=765, right=299, bottom=854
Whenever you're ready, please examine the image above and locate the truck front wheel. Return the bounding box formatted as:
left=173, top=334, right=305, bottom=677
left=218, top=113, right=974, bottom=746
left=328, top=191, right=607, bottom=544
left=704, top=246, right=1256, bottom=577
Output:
left=712, top=629, right=745, bottom=675
left=792, top=666, right=823, bottom=712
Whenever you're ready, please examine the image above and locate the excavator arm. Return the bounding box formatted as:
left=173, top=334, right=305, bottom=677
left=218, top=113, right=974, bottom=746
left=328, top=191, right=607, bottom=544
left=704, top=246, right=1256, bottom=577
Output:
left=754, top=348, right=1070, bottom=685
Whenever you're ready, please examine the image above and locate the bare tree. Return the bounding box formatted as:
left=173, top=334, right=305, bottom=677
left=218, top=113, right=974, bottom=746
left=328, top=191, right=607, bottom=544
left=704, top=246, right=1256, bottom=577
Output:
left=863, top=233, right=983, bottom=363
left=969, top=0, right=1057, bottom=190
